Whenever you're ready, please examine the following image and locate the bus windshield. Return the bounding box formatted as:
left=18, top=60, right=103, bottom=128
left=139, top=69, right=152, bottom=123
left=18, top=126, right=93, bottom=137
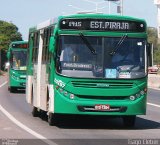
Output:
left=57, top=35, right=146, bottom=79
left=11, top=50, right=27, bottom=70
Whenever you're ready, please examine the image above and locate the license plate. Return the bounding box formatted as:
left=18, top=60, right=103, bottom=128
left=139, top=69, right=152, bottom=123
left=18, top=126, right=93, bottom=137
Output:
left=95, top=104, right=110, bottom=110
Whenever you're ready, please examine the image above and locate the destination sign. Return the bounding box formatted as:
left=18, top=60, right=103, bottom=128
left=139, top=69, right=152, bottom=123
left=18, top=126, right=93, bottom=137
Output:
left=60, top=18, right=146, bottom=32
left=62, top=62, right=92, bottom=70
left=12, top=43, right=28, bottom=49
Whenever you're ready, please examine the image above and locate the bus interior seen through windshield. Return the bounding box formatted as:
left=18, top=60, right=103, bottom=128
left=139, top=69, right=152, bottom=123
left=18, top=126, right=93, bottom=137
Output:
left=57, top=35, right=146, bottom=79
left=11, top=50, right=27, bottom=70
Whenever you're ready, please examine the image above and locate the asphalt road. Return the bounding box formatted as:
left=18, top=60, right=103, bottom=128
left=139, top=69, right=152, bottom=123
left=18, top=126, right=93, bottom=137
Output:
left=0, top=74, right=160, bottom=145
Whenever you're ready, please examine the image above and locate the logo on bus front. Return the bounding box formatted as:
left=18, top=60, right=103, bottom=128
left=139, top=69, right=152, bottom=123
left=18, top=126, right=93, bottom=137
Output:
left=54, top=78, right=66, bottom=88
left=96, top=83, right=110, bottom=88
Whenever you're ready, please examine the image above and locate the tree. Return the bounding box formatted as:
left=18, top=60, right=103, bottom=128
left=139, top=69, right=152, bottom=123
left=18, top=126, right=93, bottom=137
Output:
left=147, top=27, right=157, bottom=48
left=154, top=44, right=160, bottom=65
left=0, top=20, right=23, bottom=70
left=147, top=27, right=160, bottom=65
left=0, top=20, right=22, bottom=51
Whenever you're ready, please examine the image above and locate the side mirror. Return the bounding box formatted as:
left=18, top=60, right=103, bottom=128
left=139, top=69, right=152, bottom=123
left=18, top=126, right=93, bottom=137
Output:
left=147, top=43, right=153, bottom=67
left=7, top=52, right=11, bottom=59
left=49, top=36, right=55, bottom=53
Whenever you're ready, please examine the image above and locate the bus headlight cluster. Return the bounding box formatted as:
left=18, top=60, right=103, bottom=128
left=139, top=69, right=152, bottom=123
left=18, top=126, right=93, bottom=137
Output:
left=129, top=88, right=147, bottom=101
left=56, top=86, right=75, bottom=100
left=129, top=96, right=136, bottom=101
left=11, top=74, right=19, bottom=80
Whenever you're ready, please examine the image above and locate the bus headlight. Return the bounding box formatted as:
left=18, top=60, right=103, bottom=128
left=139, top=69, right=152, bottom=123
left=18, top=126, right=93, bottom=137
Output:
left=140, top=90, right=145, bottom=95
left=56, top=86, right=75, bottom=100
left=64, top=91, right=68, bottom=96
left=129, top=88, right=147, bottom=101
left=70, top=94, right=75, bottom=99
left=12, top=74, right=19, bottom=80
left=129, top=95, right=136, bottom=101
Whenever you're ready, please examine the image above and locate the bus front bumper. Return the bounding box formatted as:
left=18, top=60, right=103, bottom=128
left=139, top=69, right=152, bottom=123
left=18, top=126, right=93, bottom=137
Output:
left=54, top=90, right=147, bottom=116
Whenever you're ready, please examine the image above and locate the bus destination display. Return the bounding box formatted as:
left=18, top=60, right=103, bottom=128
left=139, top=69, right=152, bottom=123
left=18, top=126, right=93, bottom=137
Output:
left=60, top=19, right=146, bottom=32
left=12, top=43, right=28, bottom=49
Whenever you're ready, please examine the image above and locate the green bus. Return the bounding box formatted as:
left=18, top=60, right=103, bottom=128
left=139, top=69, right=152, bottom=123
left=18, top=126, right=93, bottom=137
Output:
left=26, top=14, right=151, bottom=127
left=7, top=41, right=28, bottom=92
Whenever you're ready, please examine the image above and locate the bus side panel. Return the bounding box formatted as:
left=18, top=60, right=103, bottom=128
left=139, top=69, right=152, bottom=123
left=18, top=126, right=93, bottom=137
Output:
left=40, top=64, right=48, bottom=111
left=32, top=33, right=44, bottom=109
left=48, top=84, right=54, bottom=113
left=33, top=64, right=39, bottom=107
left=26, top=75, right=33, bottom=104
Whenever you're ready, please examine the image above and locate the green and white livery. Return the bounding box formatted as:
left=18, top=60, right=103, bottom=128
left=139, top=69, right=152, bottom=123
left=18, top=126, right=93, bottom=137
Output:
left=26, top=14, right=151, bottom=127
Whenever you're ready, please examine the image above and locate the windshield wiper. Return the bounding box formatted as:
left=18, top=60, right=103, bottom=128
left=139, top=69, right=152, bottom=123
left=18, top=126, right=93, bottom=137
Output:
left=79, top=32, right=97, bottom=55
left=110, top=34, right=128, bottom=56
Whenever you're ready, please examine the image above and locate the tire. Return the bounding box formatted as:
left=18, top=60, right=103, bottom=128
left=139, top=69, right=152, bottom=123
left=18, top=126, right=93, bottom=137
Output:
left=122, top=115, right=136, bottom=127
left=10, top=87, right=16, bottom=93
left=32, top=107, right=39, bottom=117
left=40, top=110, right=47, bottom=121
left=48, top=113, right=57, bottom=126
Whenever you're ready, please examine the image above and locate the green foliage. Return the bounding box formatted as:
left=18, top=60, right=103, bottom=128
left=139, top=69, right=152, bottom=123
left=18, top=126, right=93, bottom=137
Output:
left=154, top=44, right=160, bottom=64
left=0, top=20, right=22, bottom=51
left=147, top=27, right=160, bottom=64
left=147, top=27, right=157, bottom=47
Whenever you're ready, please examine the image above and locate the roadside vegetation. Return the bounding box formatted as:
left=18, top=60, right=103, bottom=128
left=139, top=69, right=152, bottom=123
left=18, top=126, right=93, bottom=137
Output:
left=147, top=27, right=160, bottom=65
left=0, top=20, right=22, bottom=73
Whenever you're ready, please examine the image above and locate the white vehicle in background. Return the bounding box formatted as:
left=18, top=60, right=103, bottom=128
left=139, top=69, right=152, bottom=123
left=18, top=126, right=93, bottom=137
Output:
left=4, top=62, right=10, bottom=71
left=148, top=65, right=159, bottom=74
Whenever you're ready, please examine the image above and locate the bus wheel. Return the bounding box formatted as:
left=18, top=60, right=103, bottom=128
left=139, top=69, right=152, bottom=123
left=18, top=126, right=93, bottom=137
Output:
left=40, top=110, right=47, bottom=121
left=32, top=107, right=39, bottom=117
left=10, top=87, right=16, bottom=93
left=122, top=115, right=136, bottom=127
left=48, top=113, right=57, bottom=126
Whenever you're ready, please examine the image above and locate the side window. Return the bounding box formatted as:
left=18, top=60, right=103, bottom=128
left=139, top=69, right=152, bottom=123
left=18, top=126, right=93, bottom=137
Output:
left=27, top=34, right=31, bottom=67
left=42, top=26, right=54, bottom=63
left=32, top=32, right=39, bottom=63
left=42, top=29, right=46, bottom=62
left=42, top=29, right=48, bottom=63
left=48, top=26, right=54, bottom=61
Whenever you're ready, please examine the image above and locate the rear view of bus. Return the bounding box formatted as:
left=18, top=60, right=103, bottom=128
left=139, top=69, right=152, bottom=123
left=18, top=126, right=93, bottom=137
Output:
left=7, top=41, right=28, bottom=92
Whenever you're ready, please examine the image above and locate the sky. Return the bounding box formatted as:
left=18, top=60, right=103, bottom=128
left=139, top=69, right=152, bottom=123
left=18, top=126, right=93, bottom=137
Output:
left=0, top=0, right=158, bottom=40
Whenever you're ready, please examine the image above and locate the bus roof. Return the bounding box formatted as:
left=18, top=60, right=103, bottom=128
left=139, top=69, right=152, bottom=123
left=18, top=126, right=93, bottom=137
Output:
left=29, top=18, right=58, bottom=32
left=10, top=41, right=28, bottom=45
left=60, top=13, right=146, bottom=21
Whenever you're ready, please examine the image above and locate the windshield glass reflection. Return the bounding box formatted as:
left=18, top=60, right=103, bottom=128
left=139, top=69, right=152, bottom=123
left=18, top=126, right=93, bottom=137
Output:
left=11, top=50, right=27, bottom=70
left=56, top=35, right=146, bottom=79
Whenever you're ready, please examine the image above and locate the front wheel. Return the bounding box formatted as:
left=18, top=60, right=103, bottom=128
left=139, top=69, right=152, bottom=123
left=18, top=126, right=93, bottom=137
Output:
left=32, top=107, right=39, bottom=117
left=48, top=113, right=57, bottom=126
left=122, top=115, right=136, bottom=127
left=10, top=87, right=17, bottom=93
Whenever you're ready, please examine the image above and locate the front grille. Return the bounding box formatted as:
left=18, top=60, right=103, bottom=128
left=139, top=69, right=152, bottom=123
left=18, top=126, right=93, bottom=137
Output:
left=77, top=95, right=128, bottom=100
left=71, top=81, right=133, bottom=89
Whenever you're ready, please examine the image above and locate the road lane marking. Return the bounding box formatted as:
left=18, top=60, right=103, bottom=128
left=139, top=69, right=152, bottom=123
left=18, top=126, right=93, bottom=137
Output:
left=0, top=80, right=160, bottom=144
left=148, top=87, right=160, bottom=91
left=147, top=102, right=160, bottom=108
left=0, top=81, right=57, bottom=145
left=0, top=105, right=57, bottom=145
left=0, top=81, right=8, bottom=88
